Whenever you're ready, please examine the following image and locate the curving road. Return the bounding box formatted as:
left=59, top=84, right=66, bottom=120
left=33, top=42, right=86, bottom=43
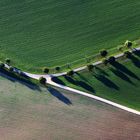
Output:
left=4, top=47, right=140, bottom=115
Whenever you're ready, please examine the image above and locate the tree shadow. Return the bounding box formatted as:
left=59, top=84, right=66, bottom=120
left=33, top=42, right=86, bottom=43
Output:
left=94, top=74, right=119, bottom=90
left=111, top=62, right=140, bottom=80
left=64, top=75, right=78, bottom=85
left=95, top=67, right=109, bottom=76
left=51, top=77, right=66, bottom=85
left=64, top=75, right=95, bottom=93
left=48, top=87, right=72, bottom=105
left=133, top=49, right=140, bottom=58
left=128, top=55, right=140, bottom=68
left=0, top=68, right=41, bottom=91
left=109, top=68, right=135, bottom=85
left=75, top=72, right=91, bottom=84
left=77, top=80, right=95, bottom=93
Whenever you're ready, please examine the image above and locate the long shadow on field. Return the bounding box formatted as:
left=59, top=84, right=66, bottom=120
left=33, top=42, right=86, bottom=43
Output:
left=48, top=87, right=72, bottom=105
left=109, top=68, right=135, bottom=85
left=95, top=67, right=109, bottom=77
left=94, top=74, right=119, bottom=90
left=77, top=80, right=95, bottom=93
left=64, top=75, right=95, bottom=93
left=111, top=62, right=140, bottom=80
left=133, top=49, right=140, bottom=57
left=64, top=75, right=77, bottom=85
left=51, top=77, right=66, bottom=85
left=75, top=72, right=91, bottom=84
left=0, top=68, right=41, bottom=91
left=128, top=55, right=140, bottom=68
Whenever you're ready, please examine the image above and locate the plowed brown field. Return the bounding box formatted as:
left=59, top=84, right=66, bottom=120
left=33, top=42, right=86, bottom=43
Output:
left=0, top=76, right=139, bottom=140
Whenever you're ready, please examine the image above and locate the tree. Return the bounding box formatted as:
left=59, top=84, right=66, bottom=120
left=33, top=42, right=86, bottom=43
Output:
left=118, top=46, right=123, bottom=52
left=108, top=56, right=116, bottom=64
left=100, top=50, right=108, bottom=57
left=67, top=63, right=71, bottom=69
left=125, top=40, right=133, bottom=48
left=55, top=66, right=60, bottom=71
left=87, top=64, right=94, bottom=71
left=67, top=70, right=74, bottom=77
left=85, top=56, right=90, bottom=63
left=5, top=58, right=11, bottom=64
left=43, top=67, right=49, bottom=73
left=39, top=77, right=46, bottom=85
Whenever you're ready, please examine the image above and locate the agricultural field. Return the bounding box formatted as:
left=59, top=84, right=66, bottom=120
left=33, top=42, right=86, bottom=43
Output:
left=57, top=54, right=140, bottom=111
left=0, top=76, right=140, bottom=140
left=0, top=0, right=140, bottom=72
left=0, top=0, right=140, bottom=139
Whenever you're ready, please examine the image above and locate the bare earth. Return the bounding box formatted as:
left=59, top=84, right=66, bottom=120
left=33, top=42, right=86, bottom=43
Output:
left=0, top=76, right=140, bottom=140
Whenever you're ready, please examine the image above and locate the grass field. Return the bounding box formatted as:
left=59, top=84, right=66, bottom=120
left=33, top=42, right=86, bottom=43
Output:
left=56, top=54, right=140, bottom=110
left=0, top=0, right=140, bottom=72
left=0, top=76, right=140, bottom=140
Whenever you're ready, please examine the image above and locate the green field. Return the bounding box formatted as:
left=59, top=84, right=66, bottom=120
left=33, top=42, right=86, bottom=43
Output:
left=0, top=0, right=140, bottom=72
left=57, top=54, right=140, bottom=110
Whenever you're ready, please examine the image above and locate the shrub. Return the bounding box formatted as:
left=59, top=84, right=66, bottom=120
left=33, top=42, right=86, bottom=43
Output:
left=108, top=56, right=116, bottom=64
left=102, top=59, right=108, bottom=65
left=43, top=67, right=49, bottom=73
left=67, top=70, right=74, bottom=77
left=55, top=66, right=60, bottom=71
left=118, top=46, right=123, bottom=52
left=87, top=64, right=94, bottom=71
left=5, top=58, right=11, bottom=64
left=125, top=40, right=133, bottom=48
left=67, top=63, right=71, bottom=69
left=39, top=77, right=46, bottom=85
left=100, top=50, right=108, bottom=57
left=124, top=51, right=132, bottom=58
left=0, top=62, right=5, bottom=69
left=85, top=57, right=90, bottom=63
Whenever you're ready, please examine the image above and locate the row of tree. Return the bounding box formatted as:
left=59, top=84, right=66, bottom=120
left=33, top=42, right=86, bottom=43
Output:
left=43, top=40, right=133, bottom=74
left=64, top=40, right=134, bottom=77
left=0, top=40, right=133, bottom=85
